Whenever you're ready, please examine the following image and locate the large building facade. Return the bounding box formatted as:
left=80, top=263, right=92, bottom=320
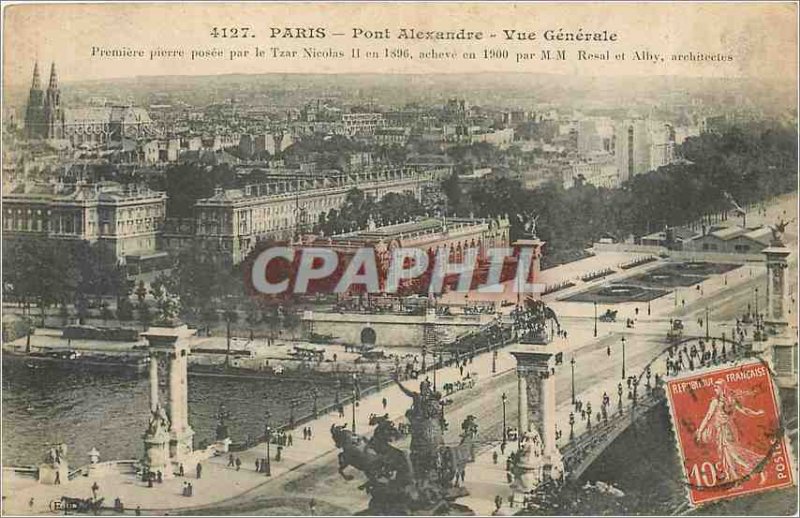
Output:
left=24, top=62, right=157, bottom=146
left=163, top=166, right=451, bottom=264
left=2, top=181, right=167, bottom=261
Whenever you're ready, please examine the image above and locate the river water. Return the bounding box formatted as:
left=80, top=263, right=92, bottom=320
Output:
left=3, top=364, right=796, bottom=516
left=1, top=363, right=331, bottom=466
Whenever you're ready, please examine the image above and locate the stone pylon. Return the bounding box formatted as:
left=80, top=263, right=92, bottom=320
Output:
left=142, top=324, right=195, bottom=472
left=761, top=238, right=797, bottom=388
left=510, top=348, right=564, bottom=491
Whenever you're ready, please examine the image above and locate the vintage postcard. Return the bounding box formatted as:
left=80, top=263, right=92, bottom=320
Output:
left=1, top=2, right=798, bottom=517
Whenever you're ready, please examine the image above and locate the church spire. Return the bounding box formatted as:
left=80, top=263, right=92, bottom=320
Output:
left=47, top=62, right=58, bottom=90
left=31, top=62, right=41, bottom=90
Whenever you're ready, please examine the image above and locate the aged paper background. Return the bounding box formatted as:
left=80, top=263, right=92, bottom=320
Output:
left=2, top=2, right=797, bottom=88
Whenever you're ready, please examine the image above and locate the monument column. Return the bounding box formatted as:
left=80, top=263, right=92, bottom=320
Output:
left=761, top=233, right=796, bottom=389
left=764, top=245, right=790, bottom=324
left=148, top=351, right=159, bottom=412
left=142, top=324, right=195, bottom=467
left=510, top=348, right=564, bottom=491
left=517, top=372, right=529, bottom=437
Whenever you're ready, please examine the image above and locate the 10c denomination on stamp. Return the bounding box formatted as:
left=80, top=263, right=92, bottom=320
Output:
left=665, top=361, right=795, bottom=506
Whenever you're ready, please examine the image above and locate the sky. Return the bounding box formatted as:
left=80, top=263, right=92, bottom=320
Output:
left=2, top=2, right=797, bottom=88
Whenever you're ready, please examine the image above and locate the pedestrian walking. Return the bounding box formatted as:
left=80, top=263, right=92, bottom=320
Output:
left=382, top=397, right=388, bottom=410
left=288, top=433, right=294, bottom=447
left=187, top=483, right=193, bottom=497
left=255, top=459, right=260, bottom=472
left=91, top=481, right=100, bottom=500
left=494, top=495, right=503, bottom=511
left=493, top=450, right=499, bottom=464
left=135, top=505, right=141, bottom=516
left=178, top=463, right=185, bottom=477
left=182, top=482, right=188, bottom=497
left=157, top=471, right=163, bottom=483
left=235, top=457, right=241, bottom=471
left=228, top=454, right=235, bottom=467
left=196, top=462, right=202, bottom=479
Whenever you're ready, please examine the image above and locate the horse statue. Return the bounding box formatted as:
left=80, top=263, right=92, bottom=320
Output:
left=330, top=418, right=418, bottom=514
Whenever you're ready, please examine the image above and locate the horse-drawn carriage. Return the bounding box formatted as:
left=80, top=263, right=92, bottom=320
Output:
left=667, top=319, right=684, bottom=342
left=599, top=309, right=618, bottom=322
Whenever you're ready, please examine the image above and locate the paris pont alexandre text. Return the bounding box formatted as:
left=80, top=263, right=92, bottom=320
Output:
left=210, top=26, right=619, bottom=42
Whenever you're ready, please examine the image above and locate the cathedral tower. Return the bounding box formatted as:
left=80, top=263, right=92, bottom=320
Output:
left=43, top=62, right=64, bottom=139
left=24, top=62, right=46, bottom=138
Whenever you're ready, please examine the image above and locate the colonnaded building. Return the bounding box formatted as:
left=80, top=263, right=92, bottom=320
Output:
left=24, top=62, right=157, bottom=145
left=163, top=165, right=451, bottom=265
left=2, top=180, right=167, bottom=262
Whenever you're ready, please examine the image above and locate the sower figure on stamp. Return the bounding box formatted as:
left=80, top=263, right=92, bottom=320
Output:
left=694, top=379, right=766, bottom=483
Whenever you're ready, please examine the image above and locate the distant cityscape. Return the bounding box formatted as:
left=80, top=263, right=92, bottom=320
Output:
left=3, top=61, right=771, bottom=270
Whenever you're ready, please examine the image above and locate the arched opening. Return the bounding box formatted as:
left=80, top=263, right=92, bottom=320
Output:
left=360, top=327, right=377, bottom=345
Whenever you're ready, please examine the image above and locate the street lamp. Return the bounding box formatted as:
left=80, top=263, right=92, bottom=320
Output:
left=569, top=412, right=575, bottom=440
left=501, top=392, right=508, bottom=449
left=570, top=357, right=576, bottom=405
left=593, top=301, right=598, bottom=338
left=432, top=353, right=438, bottom=391
left=312, top=386, right=319, bottom=418
left=754, top=287, right=759, bottom=318
left=632, top=378, right=639, bottom=407
left=264, top=410, right=272, bottom=476
left=351, top=388, right=358, bottom=433
left=621, top=336, right=626, bottom=380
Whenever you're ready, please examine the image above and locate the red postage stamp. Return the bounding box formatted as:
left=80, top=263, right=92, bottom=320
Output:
left=665, top=361, right=795, bottom=506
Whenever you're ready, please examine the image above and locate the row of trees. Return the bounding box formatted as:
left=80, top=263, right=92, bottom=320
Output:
left=314, top=189, right=426, bottom=236
left=2, top=240, right=130, bottom=325
left=441, top=122, right=798, bottom=263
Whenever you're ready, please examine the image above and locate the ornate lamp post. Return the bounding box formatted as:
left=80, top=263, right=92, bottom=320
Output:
left=264, top=410, right=272, bottom=476
left=617, top=383, right=623, bottom=415
left=351, top=387, right=358, bottom=433
left=569, top=411, right=575, bottom=440
left=570, top=356, right=576, bottom=405
left=593, top=301, right=598, bottom=337
left=432, top=353, right=438, bottom=391
left=621, top=336, right=626, bottom=380
left=501, top=392, right=508, bottom=449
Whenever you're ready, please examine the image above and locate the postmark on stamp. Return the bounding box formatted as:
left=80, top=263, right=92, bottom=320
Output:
left=665, top=360, right=795, bottom=506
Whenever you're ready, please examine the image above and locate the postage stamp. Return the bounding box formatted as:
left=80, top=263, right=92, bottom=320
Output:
left=665, top=360, right=795, bottom=506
